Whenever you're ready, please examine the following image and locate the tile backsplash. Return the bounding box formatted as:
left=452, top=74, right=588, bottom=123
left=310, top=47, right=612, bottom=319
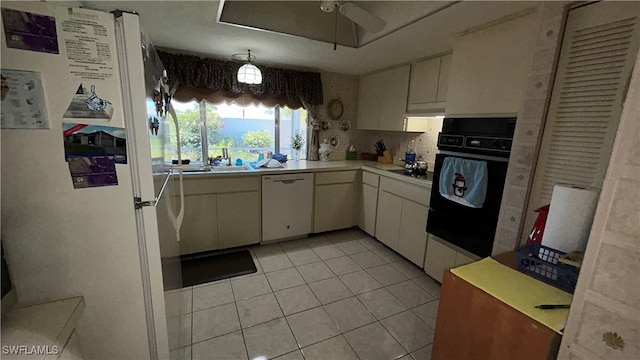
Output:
left=352, top=117, right=443, bottom=169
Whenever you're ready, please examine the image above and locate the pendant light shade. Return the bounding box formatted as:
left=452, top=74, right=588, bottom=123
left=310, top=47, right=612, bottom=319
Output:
left=236, top=49, right=262, bottom=85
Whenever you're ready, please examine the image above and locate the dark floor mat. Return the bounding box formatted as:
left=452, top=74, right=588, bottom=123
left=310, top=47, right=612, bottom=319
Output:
left=180, top=250, right=257, bottom=288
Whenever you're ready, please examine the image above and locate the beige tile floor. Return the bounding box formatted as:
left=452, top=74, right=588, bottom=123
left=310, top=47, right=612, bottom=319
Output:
left=165, top=228, right=441, bottom=360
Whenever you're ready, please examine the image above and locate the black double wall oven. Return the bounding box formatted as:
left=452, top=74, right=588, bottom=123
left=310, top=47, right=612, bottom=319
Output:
left=426, top=117, right=515, bottom=258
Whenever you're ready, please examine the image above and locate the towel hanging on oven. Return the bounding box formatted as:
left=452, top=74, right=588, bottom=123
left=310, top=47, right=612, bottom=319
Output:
left=439, top=157, right=488, bottom=208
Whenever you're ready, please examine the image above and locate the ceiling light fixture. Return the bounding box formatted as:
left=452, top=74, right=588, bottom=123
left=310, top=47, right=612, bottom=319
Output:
left=235, top=49, right=262, bottom=85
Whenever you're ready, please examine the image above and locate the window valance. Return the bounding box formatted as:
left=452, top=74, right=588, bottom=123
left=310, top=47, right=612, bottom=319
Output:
left=157, top=51, right=324, bottom=106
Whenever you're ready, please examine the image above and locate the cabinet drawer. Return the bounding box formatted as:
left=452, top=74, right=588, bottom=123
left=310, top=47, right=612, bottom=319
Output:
left=183, top=176, right=259, bottom=195
left=315, top=170, right=357, bottom=185
left=379, top=177, right=430, bottom=206
left=362, top=171, right=379, bottom=187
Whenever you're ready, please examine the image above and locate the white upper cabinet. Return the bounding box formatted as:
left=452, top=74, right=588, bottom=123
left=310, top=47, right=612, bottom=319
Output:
left=407, top=53, right=452, bottom=113
left=445, top=12, right=538, bottom=116
left=357, top=65, right=410, bottom=131
left=436, top=54, right=451, bottom=103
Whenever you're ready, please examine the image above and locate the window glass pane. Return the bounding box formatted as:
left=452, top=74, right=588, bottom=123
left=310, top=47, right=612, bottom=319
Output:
left=279, top=106, right=308, bottom=159
left=148, top=97, right=165, bottom=165
left=207, top=102, right=276, bottom=162
left=167, top=100, right=202, bottom=163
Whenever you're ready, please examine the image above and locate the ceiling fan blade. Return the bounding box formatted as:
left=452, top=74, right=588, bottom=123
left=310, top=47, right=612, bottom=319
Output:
left=339, top=2, right=386, bottom=33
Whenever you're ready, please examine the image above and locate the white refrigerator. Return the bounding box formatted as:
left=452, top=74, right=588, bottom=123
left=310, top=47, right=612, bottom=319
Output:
left=1, top=2, right=184, bottom=359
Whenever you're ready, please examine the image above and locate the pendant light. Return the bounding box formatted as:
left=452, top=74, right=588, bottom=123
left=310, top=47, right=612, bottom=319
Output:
left=236, top=49, right=262, bottom=85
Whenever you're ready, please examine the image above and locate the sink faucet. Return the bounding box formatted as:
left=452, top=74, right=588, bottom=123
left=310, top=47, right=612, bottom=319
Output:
left=221, top=148, right=231, bottom=166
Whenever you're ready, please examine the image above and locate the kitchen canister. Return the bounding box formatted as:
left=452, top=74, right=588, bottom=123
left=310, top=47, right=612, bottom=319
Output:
left=541, top=184, right=600, bottom=253
left=319, top=139, right=332, bottom=161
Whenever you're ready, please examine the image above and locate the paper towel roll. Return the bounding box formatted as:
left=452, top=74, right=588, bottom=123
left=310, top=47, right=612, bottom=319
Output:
left=541, top=184, right=599, bottom=253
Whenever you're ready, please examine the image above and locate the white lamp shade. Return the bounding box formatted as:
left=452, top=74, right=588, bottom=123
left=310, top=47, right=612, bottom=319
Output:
left=237, top=63, right=262, bottom=84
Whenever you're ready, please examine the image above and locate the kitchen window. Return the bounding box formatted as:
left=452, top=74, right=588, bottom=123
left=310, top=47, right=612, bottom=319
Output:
left=165, top=100, right=307, bottom=163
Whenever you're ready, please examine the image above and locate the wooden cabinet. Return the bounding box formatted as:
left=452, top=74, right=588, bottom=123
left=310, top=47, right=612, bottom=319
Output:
left=178, top=175, right=260, bottom=255
left=357, top=65, right=410, bottom=131
left=314, top=171, right=357, bottom=233
left=433, top=269, right=557, bottom=360
left=359, top=171, right=380, bottom=236
left=407, top=53, right=452, bottom=113
left=424, top=234, right=479, bottom=282
left=375, top=177, right=431, bottom=266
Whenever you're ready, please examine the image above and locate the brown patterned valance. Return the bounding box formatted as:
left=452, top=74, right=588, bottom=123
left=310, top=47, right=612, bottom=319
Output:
left=157, top=51, right=323, bottom=107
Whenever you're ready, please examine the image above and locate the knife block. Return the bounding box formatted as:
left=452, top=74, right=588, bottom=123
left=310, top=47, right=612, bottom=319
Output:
left=378, top=150, right=394, bottom=164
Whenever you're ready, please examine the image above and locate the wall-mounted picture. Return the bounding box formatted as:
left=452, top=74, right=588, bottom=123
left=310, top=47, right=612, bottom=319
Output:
left=340, top=120, right=351, bottom=132
left=62, top=122, right=127, bottom=163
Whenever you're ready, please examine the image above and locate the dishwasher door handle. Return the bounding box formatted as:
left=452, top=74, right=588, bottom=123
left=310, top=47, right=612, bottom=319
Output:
left=276, top=179, right=299, bottom=184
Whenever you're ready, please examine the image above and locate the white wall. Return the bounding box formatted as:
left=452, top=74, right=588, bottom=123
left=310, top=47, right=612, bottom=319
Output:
left=1, top=2, right=151, bottom=359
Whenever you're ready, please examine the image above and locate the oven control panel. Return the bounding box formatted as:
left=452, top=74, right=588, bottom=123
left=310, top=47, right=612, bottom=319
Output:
left=438, top=133, right=512, bottom=155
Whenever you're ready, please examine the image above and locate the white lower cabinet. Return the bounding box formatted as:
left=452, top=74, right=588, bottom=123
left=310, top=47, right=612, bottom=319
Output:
left=360, top=183, right=379, bottom=236
left=375, top=190, right=403, bottom=251
left=398, top=200, right=429, bottom=266
left=217, top=192, right=261, bottom=248
left=178, top=175, right=260, bottom=255
left=180, top=194, right=218, bottom=255
left=424, top=234, right=480, bottom=282
left=374, top=177, right=431, bottom=267
left=313, top=171, right=357, bottom=233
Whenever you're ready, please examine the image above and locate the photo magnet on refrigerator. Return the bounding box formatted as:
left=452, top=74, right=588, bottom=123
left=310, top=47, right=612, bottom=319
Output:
left=63, top=83, right=114, bottom=121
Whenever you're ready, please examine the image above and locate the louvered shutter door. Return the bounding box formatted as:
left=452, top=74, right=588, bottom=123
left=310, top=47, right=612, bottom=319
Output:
left=524, top=1, right=639, bottom=233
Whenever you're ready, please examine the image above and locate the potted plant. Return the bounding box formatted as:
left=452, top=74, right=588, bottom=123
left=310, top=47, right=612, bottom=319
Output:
left=291, top=130, right=305, bottom=161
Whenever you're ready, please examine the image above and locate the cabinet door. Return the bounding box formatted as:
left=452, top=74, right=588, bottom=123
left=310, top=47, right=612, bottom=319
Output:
left=357, top=72, right=381, bottom=130
left=436, top=53, right=452, bottom=102
left=314, top=183, right=354, bottom=233
left=446, top=13, right=537, bottom=115
left=217, top=192, right=261, bottom=249
left=424, top=235, right=456, bottom=282
left=179, top=194, right=218, bottom=255
left=375, top=191, right=403, bottom=251
left=360, top=183, right=378, bottom=236
left=398, top=200, right=429, bottom=266
left=408, top=57, right=440, bottom=105
left=378, top=65, right=410, bottom=131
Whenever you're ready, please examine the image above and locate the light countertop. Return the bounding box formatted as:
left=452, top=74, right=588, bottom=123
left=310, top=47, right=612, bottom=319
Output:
left=171, top=160, right=433, bottom=188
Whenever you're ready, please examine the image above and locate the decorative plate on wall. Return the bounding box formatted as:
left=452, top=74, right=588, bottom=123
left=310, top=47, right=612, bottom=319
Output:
left=327, top=98, right=344, bottom=120
left=340, top=120, right=351, bottom=132
left=329, top=134, right=341, bottom=148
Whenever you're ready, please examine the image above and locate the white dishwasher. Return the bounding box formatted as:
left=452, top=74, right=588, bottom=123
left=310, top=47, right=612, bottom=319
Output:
left=262, top=173, right=314, bottom=242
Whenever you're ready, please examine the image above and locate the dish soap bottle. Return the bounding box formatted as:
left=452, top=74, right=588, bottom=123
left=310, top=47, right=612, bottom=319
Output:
left=404, top=140, right=416, bottom=175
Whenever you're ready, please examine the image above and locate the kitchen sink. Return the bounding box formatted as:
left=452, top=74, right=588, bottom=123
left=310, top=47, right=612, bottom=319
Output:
left=172, top=164, right=254, bottom=172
